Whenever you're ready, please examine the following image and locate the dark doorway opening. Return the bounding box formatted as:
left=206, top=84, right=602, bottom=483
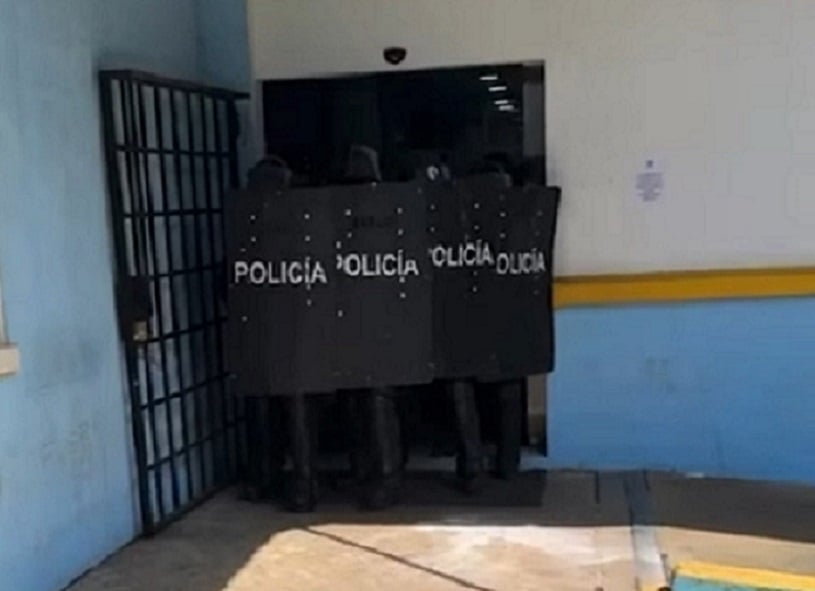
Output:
left=261, top=62, right=548, bottom=462
left=262, top=62, right=545, bottom=187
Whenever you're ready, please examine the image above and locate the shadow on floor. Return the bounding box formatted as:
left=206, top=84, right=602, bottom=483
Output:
left=644, top=472, right=815, bottom=544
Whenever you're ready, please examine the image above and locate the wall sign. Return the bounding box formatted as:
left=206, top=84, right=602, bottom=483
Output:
left=637, top=159, right=664, bottom=202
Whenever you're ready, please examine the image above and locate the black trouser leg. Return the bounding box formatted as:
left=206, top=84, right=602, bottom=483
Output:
left=429, top=380, right=456, bottom=456
left=267, top=397, right=287, bottom=496
left=451, top=380, right=483, bottom=491
left=345, top=390, right=368, bottom=484
left=396, top=392, right=411, bottom=469
left=496, top=379, right=523, bottom=479
left=242, top=397, right=265, bottom=500
left=361, top=387, right=402, bottom=509
left=243, top=397, right=287, bottom=501
left=370, top=387, right=401, bottom=481
left=287, top=394, right=318, bottom=512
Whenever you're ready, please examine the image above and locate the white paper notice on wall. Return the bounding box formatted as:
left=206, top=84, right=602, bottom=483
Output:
left=636, top=159, right=664, bottom=202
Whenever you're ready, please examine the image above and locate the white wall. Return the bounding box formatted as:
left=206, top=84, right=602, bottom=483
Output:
left=248, top=0, right=815, bottom=275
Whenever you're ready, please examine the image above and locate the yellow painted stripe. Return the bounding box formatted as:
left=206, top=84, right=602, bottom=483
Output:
left=554, top=267, right=815, bottom=308
left=676, top=561, right=815, bottom=591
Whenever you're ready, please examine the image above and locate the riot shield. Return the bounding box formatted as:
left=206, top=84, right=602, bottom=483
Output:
left=429, top=176, right=496, bottom=378
left=479, top=184, right=560, bottom=379
left=226, top=186, right=338, bottom=395
left=431, top=179, right=560, bottom=380
left=331, top=183, right=433, bottom=389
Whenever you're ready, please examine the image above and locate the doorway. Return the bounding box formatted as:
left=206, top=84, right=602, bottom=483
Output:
left=259, top=62, right=548, bottom=461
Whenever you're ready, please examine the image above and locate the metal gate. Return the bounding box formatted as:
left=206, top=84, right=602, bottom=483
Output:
left=100, top=70, right=248, bottom=534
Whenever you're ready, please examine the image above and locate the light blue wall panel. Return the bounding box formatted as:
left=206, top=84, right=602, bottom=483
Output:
left=550, top=299, right=815, bottom=484
left=0, top=1, right=199, bottom=590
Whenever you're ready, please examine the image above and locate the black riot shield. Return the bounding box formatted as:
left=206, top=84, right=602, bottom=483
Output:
left=428, top=177, right=491, bottom=378
left=226, top=186, right=338, bottom=395
left=331, top=183, right=433, bottom=389
left=431, top=178, right=560, bottom=380
left=480, top=184, right=560, bottom=379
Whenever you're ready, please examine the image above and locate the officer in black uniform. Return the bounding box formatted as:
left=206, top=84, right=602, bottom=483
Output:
left=448, top=156, right=526, bottom=491
left=240, top=158, right=287, bottom=502
left=341, top=145, right=404, bottom=509
left=481, top=155, right=525, bottom=481
left=240, top=156, right=320, bottom=512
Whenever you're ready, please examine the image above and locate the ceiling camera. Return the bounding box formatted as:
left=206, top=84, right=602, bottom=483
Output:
left=383, top=47, right=407, bottom=66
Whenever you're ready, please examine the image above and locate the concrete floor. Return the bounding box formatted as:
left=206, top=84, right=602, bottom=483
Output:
left=68, top=471, right=815, bottom=591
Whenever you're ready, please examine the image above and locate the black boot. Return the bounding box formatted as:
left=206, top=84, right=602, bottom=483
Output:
left=287, top=394, right=318, bottom=512
left=495, top=380, right=523, bottom=480
left=451, top=380, right=484, bottom=494
left=360, top=388, right=402, bottom=510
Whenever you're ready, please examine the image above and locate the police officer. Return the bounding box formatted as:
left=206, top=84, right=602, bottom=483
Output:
left=239, top=156, right=320, bottom=511
left=448, top=158, right=525, bottom=491
left=341, top=145, right=404, bottom=509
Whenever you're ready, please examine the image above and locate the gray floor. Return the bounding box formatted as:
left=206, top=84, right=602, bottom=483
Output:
left=68, top=471, right=815, bottom=591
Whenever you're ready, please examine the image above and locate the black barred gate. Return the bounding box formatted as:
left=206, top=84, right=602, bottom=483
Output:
left=100, top=70, right=248, bottom=533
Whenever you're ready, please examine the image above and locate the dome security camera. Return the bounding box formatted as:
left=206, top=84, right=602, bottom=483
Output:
left=383, top=47, right=407, bottom=66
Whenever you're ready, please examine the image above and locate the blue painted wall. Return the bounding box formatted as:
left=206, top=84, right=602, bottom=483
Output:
left=195, top=0, right=254, bottom=177
left=550, top=298, right=815, bottom=484
left=196, top=0, right=251, bottom=90
left=0, top=1, right=199, bottom=590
